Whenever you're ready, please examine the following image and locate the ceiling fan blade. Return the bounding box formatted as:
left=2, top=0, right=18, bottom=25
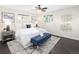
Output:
left=42, top=7, right=47, bottom=9
left=41, top=9, right=46, bottom=12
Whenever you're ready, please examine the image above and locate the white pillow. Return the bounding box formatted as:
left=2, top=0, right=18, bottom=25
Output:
left=40, top=33, right=43, bottom=37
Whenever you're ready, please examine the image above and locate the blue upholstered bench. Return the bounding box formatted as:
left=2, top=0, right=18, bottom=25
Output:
left=31, top=33, right=51, bottom=46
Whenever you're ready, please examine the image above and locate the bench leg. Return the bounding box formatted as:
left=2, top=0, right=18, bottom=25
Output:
left=32, top=44, right=38, bottom=49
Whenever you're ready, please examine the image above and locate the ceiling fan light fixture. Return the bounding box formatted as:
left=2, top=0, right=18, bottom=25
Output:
left=37, top=9, right=41, bottom=12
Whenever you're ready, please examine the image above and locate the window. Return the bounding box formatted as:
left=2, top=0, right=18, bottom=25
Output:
left=17, top=14, right=30, bottom=29
left=2, top=12, right=14, bottom=25
left=44, top=15, right=53, bottom=23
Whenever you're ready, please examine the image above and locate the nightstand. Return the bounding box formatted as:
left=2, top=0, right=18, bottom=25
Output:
left=1, top=31, right=15, bottom=43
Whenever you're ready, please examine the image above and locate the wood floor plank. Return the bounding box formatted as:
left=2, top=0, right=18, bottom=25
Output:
left=49, top=38, right=79, bottom=54
left=0, top=41, right=11, bottom=54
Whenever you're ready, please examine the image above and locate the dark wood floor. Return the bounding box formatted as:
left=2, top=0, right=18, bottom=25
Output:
left=0, top=37, right=79, bottom=54
left=0, top=41, right=11, bottom=54
left=49, top=38, right=79, bottom=54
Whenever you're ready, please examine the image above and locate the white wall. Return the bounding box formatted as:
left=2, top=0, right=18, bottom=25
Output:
left=0, top=6, right=36, bottom=31
left=38, top=6, right=79, bottom=40
left=0, top=6, right=36, bottom=41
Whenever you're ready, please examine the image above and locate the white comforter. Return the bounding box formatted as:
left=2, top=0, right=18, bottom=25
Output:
left=15, top=28, right=48, bottom=48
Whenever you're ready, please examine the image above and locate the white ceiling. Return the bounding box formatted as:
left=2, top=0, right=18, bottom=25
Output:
left=0, top=5, right=78, bottom=14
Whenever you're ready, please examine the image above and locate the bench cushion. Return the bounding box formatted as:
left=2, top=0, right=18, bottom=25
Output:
left=31, top=33, right=51, bottom=46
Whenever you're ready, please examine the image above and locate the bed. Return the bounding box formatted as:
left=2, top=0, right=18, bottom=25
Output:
left=15, top=28, right=49, bottom=48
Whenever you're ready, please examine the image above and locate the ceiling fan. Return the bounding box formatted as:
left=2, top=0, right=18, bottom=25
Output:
left=35, top=5, right=47, bottom=12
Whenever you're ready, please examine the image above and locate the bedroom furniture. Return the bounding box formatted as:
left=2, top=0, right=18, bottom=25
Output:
left=6, top=25, right=10, bottom=31
left=31, top=33, right=51, bottom=46
left=15, top=28, right=48, bottom=48
left=1, top=31, right=15, bottom=43
left=36, top=24, right=38, bottom=27
left=7, top=36, right=60, bottom=54
left=32, top=36, right=60, bottom=54
left=26, top=24, right=31, bottom=28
